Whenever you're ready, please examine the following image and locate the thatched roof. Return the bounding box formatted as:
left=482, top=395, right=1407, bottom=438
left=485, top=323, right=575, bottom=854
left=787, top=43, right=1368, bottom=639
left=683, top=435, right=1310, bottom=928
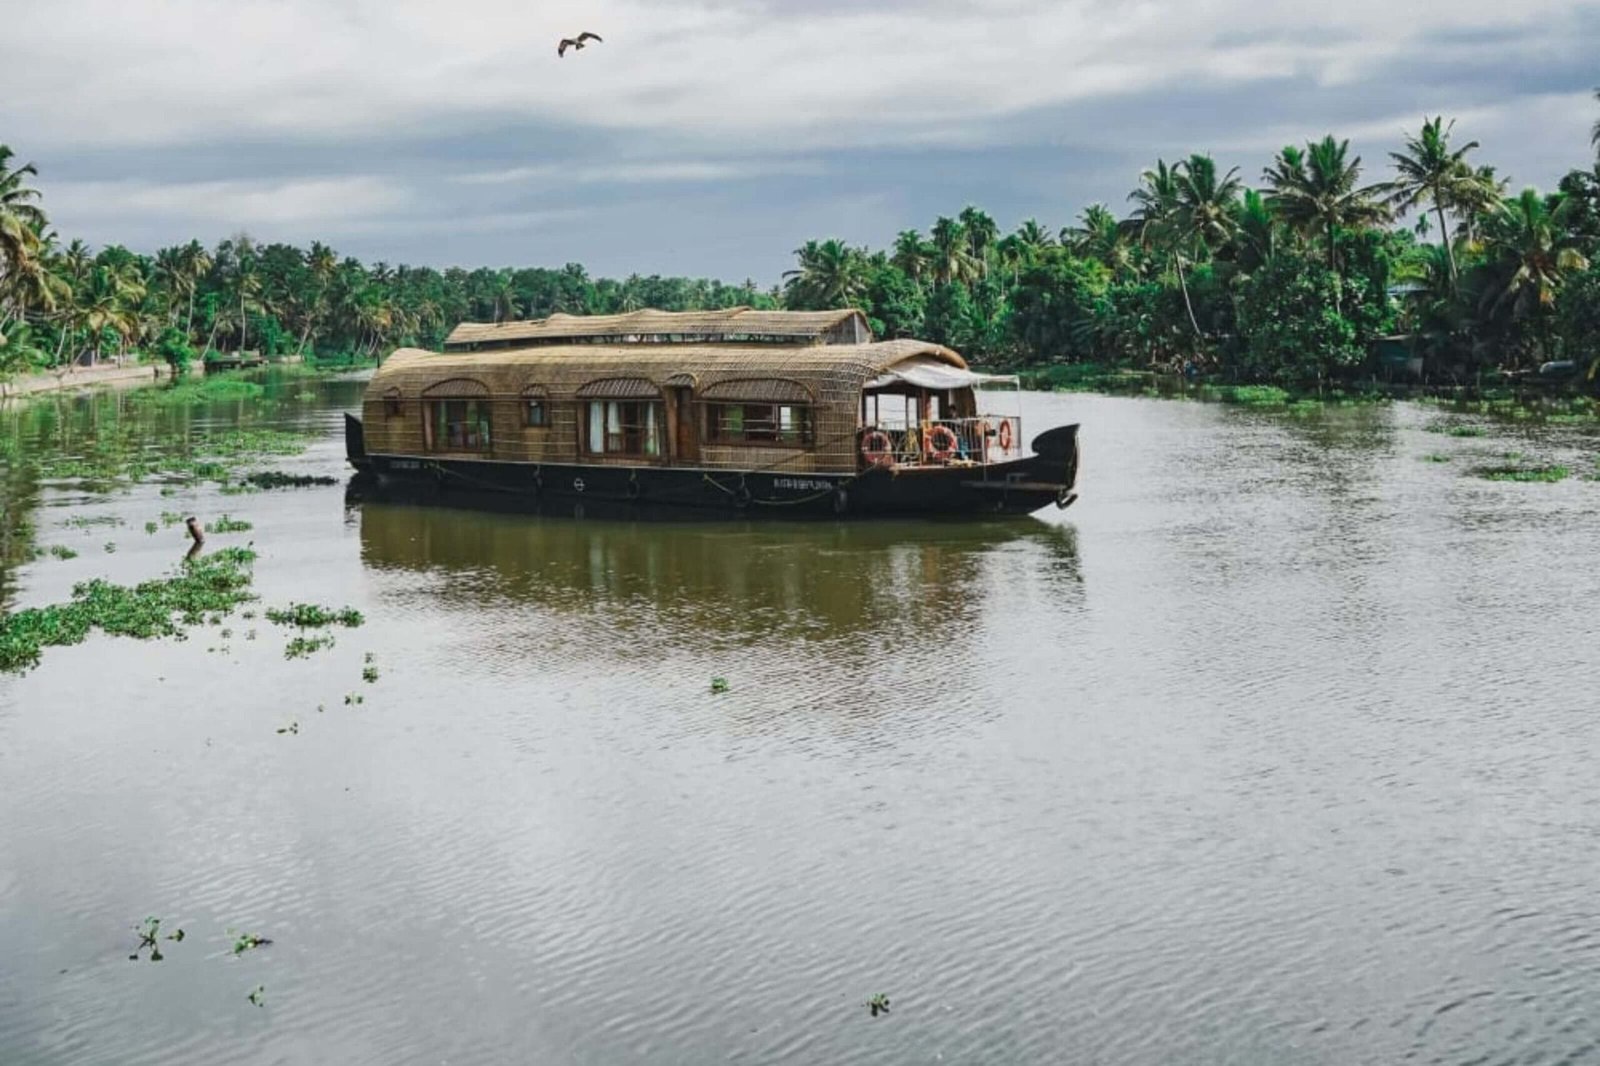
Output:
left=371, top=338, right=964, bottom=402
left=443, top=308, right=871, bottom=350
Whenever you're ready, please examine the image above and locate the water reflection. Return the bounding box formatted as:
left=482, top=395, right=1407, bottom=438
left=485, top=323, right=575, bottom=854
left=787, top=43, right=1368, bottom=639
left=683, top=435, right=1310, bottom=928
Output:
left=351, top=480, right=1083, bottom=650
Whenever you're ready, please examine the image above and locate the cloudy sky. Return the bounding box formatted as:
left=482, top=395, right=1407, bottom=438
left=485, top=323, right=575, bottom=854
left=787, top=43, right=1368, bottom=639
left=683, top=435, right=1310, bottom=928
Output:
left=1, top=0, right=1597, bottom=283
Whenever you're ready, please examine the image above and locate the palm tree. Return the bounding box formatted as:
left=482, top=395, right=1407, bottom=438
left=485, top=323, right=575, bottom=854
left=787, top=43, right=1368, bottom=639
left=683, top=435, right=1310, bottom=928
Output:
left=959, top=206, right=998, bottom=278
left=1172, top=153, right=1243, bottom=258
left=782, top=239, right=867, bottom=308
left=891, top=230, right=932, bottom=287
left=1479, top=188, right=1589, bottom=325
left=1385, top=117, right=1480, bottom=285
left=1127, top=160, right=1204, bottom=335
left=1263, top=135, right=1390, bottom=272
left=1229, top=189, right=1279, bottom=274
left=1067, top=204, right=1134, bottom=275
left=0, top=145, right=48, bottom=274
left=929, top=217, right=978, bottom=286
left=1592, top=87, right=1600, bottom=156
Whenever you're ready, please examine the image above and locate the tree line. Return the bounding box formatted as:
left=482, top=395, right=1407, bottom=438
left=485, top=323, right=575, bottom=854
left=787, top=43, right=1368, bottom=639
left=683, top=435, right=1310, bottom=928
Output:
left=782, top=107, right=1600, bottom=383
left=2, top=98, right=1599, bottom=384
left=0, top=151, right=778, bottom=374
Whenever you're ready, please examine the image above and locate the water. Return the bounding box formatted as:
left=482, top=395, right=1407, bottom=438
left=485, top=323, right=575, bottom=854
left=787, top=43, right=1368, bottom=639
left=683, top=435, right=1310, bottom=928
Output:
left=2, top=379, right=1599, bottom=1064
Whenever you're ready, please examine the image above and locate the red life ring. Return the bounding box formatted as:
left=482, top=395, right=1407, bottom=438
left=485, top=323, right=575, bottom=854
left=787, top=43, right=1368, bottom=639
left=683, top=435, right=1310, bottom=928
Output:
left=860, top=429, right=894, bottom=468
left=998, top=420, right=1014, bottom=452
left=927, top=424, right=959, bottom=461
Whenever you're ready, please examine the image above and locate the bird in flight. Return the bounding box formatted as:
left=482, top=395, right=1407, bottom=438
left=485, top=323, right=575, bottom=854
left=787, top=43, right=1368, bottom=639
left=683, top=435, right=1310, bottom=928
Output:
left=558, top=32, right=603, bottom=57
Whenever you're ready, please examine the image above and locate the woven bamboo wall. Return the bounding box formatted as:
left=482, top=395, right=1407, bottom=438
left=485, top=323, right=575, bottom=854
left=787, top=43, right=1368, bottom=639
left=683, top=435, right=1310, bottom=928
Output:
left=445, top=308, right=871, bottom=350
left=362, top=339, right=965, bottom=475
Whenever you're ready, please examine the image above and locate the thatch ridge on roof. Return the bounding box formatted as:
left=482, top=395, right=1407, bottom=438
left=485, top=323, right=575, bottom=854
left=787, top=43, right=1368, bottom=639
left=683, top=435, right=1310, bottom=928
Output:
left=443, top=308, right=872, bottom=349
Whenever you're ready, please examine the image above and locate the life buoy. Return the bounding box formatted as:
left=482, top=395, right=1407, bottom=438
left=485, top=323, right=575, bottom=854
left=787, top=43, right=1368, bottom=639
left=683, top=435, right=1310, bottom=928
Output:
left=927, top=424, right=959, bottom=461
left=860, top=430, right=894, bottom=468
left=998, top=420, right=1014, bottom=453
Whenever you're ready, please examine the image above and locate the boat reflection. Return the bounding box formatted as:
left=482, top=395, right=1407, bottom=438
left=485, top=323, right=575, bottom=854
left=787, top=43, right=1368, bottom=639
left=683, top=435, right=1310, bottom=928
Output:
left=349, top=478, right=1082, bottom=650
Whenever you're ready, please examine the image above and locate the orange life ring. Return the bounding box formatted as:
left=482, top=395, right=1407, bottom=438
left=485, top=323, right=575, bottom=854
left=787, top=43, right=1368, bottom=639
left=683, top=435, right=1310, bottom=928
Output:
left=860, top=429, right=894, bottom=468
left=998, top=420, right=1014, bottom=452
left=927, top=424, right=959, bottom=461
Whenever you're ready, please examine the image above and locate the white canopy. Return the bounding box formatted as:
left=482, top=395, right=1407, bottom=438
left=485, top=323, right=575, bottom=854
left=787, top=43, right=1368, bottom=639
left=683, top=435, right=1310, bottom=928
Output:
left=864, top=355, right=1017, bottom=391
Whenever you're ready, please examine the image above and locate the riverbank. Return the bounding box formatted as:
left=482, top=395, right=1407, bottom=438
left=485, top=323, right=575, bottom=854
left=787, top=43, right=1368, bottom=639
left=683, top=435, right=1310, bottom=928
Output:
left=0, top=360, right=190, bottom=400
left=999, top=361, right=1600, bottom=420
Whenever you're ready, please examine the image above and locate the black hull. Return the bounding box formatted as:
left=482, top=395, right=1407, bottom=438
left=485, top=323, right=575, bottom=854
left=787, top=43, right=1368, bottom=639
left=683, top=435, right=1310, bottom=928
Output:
left=344, top=415, right=1077, bottom=519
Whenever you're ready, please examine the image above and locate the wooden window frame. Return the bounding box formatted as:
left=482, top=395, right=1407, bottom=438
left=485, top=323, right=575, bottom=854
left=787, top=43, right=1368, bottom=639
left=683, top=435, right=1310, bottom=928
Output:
left=583, top=400, right=665, bottom=459
left=705, top=402, right=815, bottom=448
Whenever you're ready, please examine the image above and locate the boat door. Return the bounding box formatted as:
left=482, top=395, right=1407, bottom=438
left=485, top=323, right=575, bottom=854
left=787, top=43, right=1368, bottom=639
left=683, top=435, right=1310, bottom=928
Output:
left=669, top=386, right=699, bottom=462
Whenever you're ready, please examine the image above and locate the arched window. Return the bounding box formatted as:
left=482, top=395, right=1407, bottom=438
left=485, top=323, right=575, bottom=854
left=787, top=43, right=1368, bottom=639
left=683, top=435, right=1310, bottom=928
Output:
left=420, top=378, right=492, bottom=452
left=701, top=379, right=816, bottom=447
left=381, top=386, right=403, bottom=418
left=575, top=378, right=664, bottom=458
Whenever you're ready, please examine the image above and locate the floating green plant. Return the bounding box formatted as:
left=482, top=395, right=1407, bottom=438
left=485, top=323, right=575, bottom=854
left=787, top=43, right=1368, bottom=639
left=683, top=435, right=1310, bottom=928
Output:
left=129, top=917, right=185, bottom=962
left=103, top=542, right=116, bottom=554
left=1475, top=464, right=1571, bottom=483
left=284, top=633, right=336, bottom=659
left=247, top=985, right=266, bottom=1008
left=266, top=603, right=365, bottom=629
left=47, top=545, right=78, bottom=560
left=868, top=993, right=891, bottom=1017
left=343, top=693, right=364, bottom=706
left=0, top=547, right=258, bottom=674
left=362, top=653, right=379, bottom=684
left=276, top=721, right=299, bottom=735
left=144, top=521, right=159, bottom=535
left=232, top=932, right=273, bottom=955
left=710, top=677, right=729, bottom=694
left=242, top=471, right=339, bottom=490
left=1422, top=454, right=1451, bottom=463
left=206, top=515, right=253, bottom=534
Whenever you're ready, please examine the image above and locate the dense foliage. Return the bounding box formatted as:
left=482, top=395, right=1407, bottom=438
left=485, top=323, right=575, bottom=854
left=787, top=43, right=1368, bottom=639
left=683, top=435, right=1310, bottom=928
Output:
left=3, top=100, right=1599, bottom=385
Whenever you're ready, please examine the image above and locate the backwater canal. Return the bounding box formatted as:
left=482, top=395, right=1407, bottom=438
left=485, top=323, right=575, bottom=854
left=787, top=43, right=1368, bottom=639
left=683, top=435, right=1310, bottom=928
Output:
left=1, top=373, right=1599, bottom=1064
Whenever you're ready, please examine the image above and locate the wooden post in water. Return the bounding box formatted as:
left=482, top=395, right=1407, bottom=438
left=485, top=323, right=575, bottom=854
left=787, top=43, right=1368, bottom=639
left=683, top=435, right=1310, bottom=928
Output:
left=185, top=517, right=204, bottom=548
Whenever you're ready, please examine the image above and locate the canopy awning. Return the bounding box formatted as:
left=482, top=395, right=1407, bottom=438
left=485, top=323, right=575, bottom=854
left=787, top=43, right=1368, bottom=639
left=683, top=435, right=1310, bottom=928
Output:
left=864, top=355, right=1016, bottom=392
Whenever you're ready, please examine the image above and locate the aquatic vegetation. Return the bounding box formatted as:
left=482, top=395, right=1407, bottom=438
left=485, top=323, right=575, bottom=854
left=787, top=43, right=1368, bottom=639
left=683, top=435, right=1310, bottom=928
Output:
left=205, top=515, right=253, bottom=534
left=868, top=994, right=891, bottom=1017
left=276, top=721, right=299, bottom=735
left=60, top=514, right=123, bottom=529
left=129, top=376, right=266, bottom=408
left=343, top=692, right=364, bottom=706
left=1426, top=424, right=1486, bottom=438
left=0, top=547, right=257, bottom=674
left=1201, top=384, right=1292, bottom=407
left=47, top=544, right=78, bottom=560
left=144, top=521, right=158, bottom=535
left=247, top=985, right=266, bottom=1008
left=129, top=917, right=185, bottom=962
left=283, top=633, right=336, bottom=659
left=710, top=677, right=729, bottom=694
left=103, top=542, right=116, bottom=553
left=1422, top=454, right=1451, bottom=463
left=232, top=932, right=273, bottom=955
left=266, top=603, right=364, bottom=628
left=242, top=471, right=339, bottom=490
left=362, top=652, right=379, bottom=683
left=1475, top=464, right=1571, bottom=483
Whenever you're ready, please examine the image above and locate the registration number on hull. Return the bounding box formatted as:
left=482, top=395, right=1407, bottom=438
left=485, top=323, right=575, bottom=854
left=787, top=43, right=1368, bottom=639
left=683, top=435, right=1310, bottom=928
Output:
left=773, top=478, right=834, bottom=493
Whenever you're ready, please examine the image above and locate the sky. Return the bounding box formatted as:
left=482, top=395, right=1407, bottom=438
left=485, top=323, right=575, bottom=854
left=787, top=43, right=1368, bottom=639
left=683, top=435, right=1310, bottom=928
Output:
left=1, top=0, right=1597, bottom=285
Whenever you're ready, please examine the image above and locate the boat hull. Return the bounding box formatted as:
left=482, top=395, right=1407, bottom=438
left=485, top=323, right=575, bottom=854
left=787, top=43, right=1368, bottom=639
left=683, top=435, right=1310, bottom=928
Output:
left=345, top=415, right=1078, bottom=518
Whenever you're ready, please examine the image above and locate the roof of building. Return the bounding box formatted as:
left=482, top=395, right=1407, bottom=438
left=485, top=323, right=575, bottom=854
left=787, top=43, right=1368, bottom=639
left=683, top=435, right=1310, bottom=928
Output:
left=443, top=308, right=871, bottom=349
left=369, top=338, right=965, bottom=403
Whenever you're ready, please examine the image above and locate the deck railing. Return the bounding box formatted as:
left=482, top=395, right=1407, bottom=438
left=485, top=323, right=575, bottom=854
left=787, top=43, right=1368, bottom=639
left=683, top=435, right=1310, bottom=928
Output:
left=858, top=416, right=1022, bottom=470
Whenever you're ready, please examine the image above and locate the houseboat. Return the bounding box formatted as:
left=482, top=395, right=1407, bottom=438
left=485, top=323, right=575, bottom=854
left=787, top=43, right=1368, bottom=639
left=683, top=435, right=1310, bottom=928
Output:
left=344, top=308, right=1080, bottom=517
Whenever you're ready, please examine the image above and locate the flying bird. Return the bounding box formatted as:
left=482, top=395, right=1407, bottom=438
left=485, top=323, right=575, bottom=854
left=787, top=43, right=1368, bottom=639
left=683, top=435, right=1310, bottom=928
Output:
left=558, top=32, right=603, bottom=57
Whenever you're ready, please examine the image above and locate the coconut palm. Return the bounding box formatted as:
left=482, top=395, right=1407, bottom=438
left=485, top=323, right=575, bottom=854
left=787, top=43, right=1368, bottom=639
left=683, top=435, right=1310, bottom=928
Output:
left=891, top=230, right=930, bottom=287
left=959, top=206, right=998, bottom=277
left=1172, top=153, right=1243, bottom=258
left=782, top=239, right=868, bottom=308
left=1264, top=136, right=1390, bottom=271
left=1230, top=189, right=1279, bottom=273
left=1592, top=87, right=1600, bottom=155
left=1385, top=117, right=1480, bottom=284
left=0, top=146, right=48, bottom=273
left=1126, top=160, right=1182, bottom=254
left=1478, top=188, right=1589, bottom=323
left=1066, top=204, right=1135, bottom=275
left=929, top=217, right=978, bottom=286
